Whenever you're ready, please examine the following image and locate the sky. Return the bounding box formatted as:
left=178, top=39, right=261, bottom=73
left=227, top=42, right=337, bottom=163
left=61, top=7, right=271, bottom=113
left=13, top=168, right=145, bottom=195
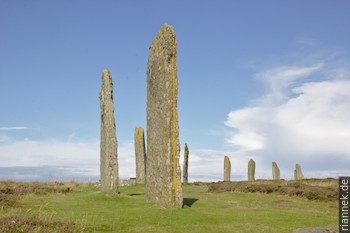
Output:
left=1, top=0, right=350, bottom=182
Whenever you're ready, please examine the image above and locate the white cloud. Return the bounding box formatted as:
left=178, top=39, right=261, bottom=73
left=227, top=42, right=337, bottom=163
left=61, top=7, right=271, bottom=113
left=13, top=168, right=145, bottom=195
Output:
left=0, top=136, right=278, bottom=181
left=0, top=126, right=28, bottom=131
left=0, top=134, right=12, bottom=143
left=225, top=63, right=350, bottom=173
left=255, top=63, right=323, bottom=100
left=118, top=140, right=136, bottom=179
left=0, top=137, right=234, bottom=181
left=274, top=80, right=350, bottom=156
left=0, top=138, right=136, bottom=180
left=226, top=132, right=265, bottom=151
left=3, top=63, right=350, bottom=183
left=179, top=148, right=250, bottom=181
left=225, top=107, right=268, bottom=151
left=0, top=138, right=99, bottom=168
left=180, top=148, right=344, bottom=181
left=0, top=136, right=344, bottom=181
left=256, top=63, right=323, bottom=84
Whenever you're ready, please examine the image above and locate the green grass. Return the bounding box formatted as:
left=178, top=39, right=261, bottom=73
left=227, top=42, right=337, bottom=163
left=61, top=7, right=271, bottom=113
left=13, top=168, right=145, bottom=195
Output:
left=0, top=181, right=337, bottom=232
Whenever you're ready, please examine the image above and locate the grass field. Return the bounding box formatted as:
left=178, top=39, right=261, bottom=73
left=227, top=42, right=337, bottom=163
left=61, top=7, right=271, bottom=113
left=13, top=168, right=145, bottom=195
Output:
left=0, top=180, right=338, bottom=232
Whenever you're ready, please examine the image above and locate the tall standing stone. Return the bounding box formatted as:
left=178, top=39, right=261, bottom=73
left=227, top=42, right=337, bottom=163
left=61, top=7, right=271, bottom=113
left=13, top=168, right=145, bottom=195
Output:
left=183, top=143, right=189, bottom=185
left=224, top=156, right=231, bottom=182
left=99, top=69, right=119, bottom=193
left=248, top=159, right=255, bottom=181
left=272, top=161, right=280, bottom=180
left=134, top=127, right=146, bottom=184
left=294, top=163, right=304, bottom=180
left=146, top=24, right=183, bottom=208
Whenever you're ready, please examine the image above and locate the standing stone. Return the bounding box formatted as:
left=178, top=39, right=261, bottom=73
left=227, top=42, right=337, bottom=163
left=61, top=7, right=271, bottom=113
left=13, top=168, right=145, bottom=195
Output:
left=99, top=69, right=119, bottom=193
left=272, top=161, right=280, bottom=180
left=248, top=159, right=255, bottom=181
left=146, top=24, right=183, bottom=208
left=134, top=127, right=146, bottom=184
left=183, top=143, right=189, bottom=185
left=294, top=163, right=304, bottom=180
left=224, top=156, right=231, bottom=182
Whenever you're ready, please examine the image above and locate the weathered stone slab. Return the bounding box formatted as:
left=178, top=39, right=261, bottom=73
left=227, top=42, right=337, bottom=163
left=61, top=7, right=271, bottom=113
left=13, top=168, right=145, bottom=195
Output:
left=99, top=69, right=119, bottom=193
left=224, top=156, right=231, bottom=181
left=248, top=159, right=255, bottom=181
left=272, top=161, right=280, bottom=180
left=145, top=24, right=183, bottom=208
left=183, top=143, right=189, bottom=184
left=294, top=163, right=304, bottom=180
left=134, top=127, right=146, bottom=184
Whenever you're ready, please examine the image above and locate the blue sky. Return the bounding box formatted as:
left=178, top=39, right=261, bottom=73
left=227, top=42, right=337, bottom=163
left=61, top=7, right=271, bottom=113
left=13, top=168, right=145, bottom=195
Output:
left=1, top=1, right=350, bottom=181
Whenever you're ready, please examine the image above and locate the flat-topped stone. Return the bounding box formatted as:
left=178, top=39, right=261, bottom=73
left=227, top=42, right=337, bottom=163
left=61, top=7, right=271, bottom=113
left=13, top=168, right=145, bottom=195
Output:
left=134, top=127, right=146, bottom=184
left=224, top=156, right=231, bottom=182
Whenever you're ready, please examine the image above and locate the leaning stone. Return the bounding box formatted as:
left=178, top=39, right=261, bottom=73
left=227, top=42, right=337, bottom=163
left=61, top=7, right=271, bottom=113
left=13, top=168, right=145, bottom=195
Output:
left=224, top=156, right=231, bottom=181
left=248, top=159, right=255, bottom=181
left=99, top=69, right=119, bottom=193
left=145, top=24, right=183, bottom=208
left=294, top=164, right=304, bottom=180
left=272, top=161, right=280, bottom=180
left=134, top=127, right=146, bottom=184
left=183, top=143, right=189, bottom=184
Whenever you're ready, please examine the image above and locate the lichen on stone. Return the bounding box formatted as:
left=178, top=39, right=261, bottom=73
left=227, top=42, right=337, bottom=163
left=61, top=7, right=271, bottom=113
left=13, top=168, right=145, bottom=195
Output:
left=99, top=69, right=119, bottom=193
left=224, top=156, right=231, bottom=182
left=134, top=127, right=146, bottom=184
left=248, top=159, right=255, bottom=181
left=146, top=24, right=183, bottom=208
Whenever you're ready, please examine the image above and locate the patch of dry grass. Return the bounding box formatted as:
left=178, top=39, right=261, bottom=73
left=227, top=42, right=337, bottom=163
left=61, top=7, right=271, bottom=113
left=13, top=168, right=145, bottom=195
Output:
left=207, top=178, right=338, bottom=201
left=0, top=181, right=75, bottom=195
left=0, top=215, right=80, bottom=233
left=0, top=181, right=82, bottom=232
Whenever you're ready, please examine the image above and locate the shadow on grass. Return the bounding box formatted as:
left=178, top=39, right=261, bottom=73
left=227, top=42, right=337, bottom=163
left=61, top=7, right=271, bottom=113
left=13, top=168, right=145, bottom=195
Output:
left=127, top=193, right=144, bottom=196
left=183, top=198, right=198, bottom=207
